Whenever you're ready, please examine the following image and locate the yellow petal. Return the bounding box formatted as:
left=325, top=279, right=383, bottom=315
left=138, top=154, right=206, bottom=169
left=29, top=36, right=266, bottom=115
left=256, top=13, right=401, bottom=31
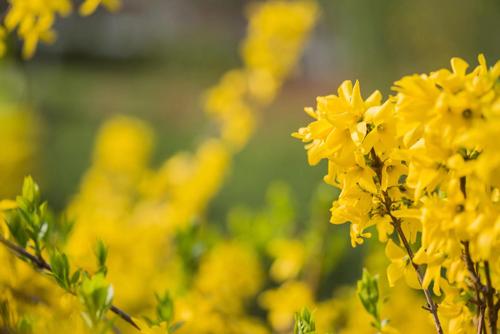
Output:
left=385, top=239, right=405, bottom=260
left=350, top=80, right=363, bottom=108
left=403, top=267, right=421, bottom=290
left=338, top=80, right=353, bottom=101
left=0, top=200, right=17, bottom=211
left=412, top=248, right=428, bottom=264
left=392, top=209, right=421, bottom=219
left=387, top=262, right=403, bottom=287
left=450, top=57, right=469, bottom=76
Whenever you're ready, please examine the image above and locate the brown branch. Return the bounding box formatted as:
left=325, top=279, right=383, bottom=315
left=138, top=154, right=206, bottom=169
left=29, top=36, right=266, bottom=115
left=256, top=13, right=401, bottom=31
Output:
left=461, top=243, right=492, bottom=334
left=388, top=212, right=443, bottom=334
left=484, top=261, right=498, bottom=333
left=0, top=236, right=140, bottom=330
left=477, top=307, right=485, bottom=334
left=368, top=149, right=443, bottom=334
left=462, top=241, right=485, bottom=292
left=459, top=176, right=498, bottom=333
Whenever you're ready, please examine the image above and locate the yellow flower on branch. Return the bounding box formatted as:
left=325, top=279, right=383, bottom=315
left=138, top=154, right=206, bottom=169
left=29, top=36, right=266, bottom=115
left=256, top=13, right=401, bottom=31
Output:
left=385, top=239, right=420, bottom=290
left=3, top=0, right=121, bottom=58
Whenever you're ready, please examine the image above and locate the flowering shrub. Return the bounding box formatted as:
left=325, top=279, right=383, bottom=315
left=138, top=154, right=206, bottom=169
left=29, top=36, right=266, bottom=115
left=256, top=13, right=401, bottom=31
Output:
left=0, top=0, right=120, bottom=58
left=0, top=0, right=498, bottom=333
left=0, top=1, right=322, bottom=333
left=295, top=55, right=500, bottom=333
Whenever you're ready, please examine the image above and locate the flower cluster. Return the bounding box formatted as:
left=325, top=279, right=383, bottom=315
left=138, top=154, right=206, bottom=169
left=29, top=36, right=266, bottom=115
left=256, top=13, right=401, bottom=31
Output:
left=205, top=0, right=318, bottom=150
left=295, top=55, right=500, bottom=333
left=0, top=1, right=319, bottom=333
left=1, top=0, right=121, bottom=58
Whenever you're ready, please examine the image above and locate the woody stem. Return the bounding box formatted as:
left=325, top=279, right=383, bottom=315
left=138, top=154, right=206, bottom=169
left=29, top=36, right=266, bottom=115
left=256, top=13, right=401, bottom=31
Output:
left=0, top=236, right=140, bottom=331
left=458, top=176, right=498, bottom=333
left=369, top=149, right=443, bottom=334
left=386, top=206, right=443, bottom=334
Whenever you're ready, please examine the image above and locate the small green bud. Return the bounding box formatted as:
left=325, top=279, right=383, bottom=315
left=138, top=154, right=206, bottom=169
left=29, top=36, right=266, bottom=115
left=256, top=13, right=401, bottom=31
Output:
left=21, top=176, right=40, bottom=206
left=294, top=308, right=316, bottom=334
left=357, top=268, right=381, bottom=328
left=155, top=292, right=174, bottom=323
left=94, top=240, right=108, bottom=275
left=78, top=273, right=114, bottom=328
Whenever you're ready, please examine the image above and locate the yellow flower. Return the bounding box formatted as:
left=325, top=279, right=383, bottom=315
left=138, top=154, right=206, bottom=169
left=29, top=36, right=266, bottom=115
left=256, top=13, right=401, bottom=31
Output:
left=2, top=0, right=121, bottom=58
left=380, top=159, right=407, bottom=192
left=242, top=0, right=318, bottom=91
left=438, top=283, right=476, bottom=334
left=259, top=281, right=314, bottom=332
left=294, top=80, right=382, bottom=165
left=4, top=0, right=71, bottom=58
left=93, top=115, right=153, bottom=176
left=79, top=0, right=121, bottom=16
left=413, top=248, right=443, bottom=296
left=385, top=239, right=420, bottom=290
left=330, top=187, right=375, bottom=247
left=0, top=199, right=17, bottom=211
left=194, top=242, right=263, bottom=314
left=267, top=239, right=306, bottom=282
left=361, top=101, right=398, bottom=158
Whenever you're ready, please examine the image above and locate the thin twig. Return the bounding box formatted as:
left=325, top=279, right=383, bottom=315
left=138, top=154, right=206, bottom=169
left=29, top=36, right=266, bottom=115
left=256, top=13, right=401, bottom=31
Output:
left=458, top=176, right=498, bottom=333
left=477, top=307, right=484, bottom=334
left=369, top=149, right=443, bottom=334
left=0, top=236, right=140, bottom=330
left=484, top=261, right=498, bottom=333
left=388, top=212, right=443, bottom=334
left=462, top=241, right=485, bottom=292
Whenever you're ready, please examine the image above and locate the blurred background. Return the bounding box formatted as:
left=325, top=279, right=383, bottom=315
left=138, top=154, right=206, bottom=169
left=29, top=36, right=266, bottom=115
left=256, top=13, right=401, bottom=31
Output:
left=1, top=0, right=499, bottom=289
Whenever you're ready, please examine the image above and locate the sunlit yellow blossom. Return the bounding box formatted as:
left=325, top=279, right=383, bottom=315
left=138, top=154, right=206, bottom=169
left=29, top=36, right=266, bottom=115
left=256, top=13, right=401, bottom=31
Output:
left=194, top=241, right=263, bottom=314
left=267, top=239, right=306, bottom=282
left=296, top=54, right=500, bottom=333
left=259, top=281, right=314, bottom=332
left=3, top=0, right=121, bottom=58
left=79, top=0, right=121, bottom=16
left=385, top=239, right=420, bottom=289
left=242, top=0, right=318, bottom=103
left=293, top=80, right=382, bottom=166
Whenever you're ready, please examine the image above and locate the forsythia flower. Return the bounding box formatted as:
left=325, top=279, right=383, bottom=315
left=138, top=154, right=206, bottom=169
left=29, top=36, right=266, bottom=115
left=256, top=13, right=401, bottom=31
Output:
left=79, top=0, right=121, bottom=16
left=294, top=80, right=395, bottom=247
left=259, top=281, right=314, bottom=332
left=267, top=238, right=306, bottom=282
left=205, top=0, right=318, bottom=150
left=385, top=239, right=420, bottom=290
left=3, top=0, right=121, bottom=58
left=296, top=54, right=500, bottom=334
left=5, top=0, right=71, bottom=58
left=193, top=242, right=263, bottom=314
left=242, top=0, right=318, bottom=103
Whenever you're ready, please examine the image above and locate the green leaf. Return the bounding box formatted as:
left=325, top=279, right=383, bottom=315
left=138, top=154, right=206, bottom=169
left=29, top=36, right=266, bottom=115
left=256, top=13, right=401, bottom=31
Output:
left=21, top=176, right=40, bottom=205
left=78, top=273, right=114, bottom=328
left=294, top=308, right=316, bottom=334
left=356, top=268, right=381, bottom=329
left=94, top=240, right=108, bottom=275
left=17, top=316, right=33, bottom=334
left=49, top=250, right=71, bottom=291
left=155, top=292, right=174, bottom=323
left=5, top=213, right=29, bottom=248
left=71, top=268, right=82, bottom=287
